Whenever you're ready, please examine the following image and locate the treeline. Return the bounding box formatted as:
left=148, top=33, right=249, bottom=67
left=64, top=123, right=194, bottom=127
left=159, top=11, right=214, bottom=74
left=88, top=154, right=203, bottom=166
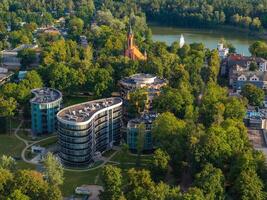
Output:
left=0, top=153, right=63, bottom=199
left=136, top=0, right=267, bottom=30
left=0, top=0, right=267, bottom=199
left=2, top=0, right=267, bottom=34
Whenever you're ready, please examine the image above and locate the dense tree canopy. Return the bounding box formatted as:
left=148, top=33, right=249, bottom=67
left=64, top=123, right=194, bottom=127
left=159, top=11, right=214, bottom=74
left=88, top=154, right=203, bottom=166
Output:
left=0, top=0, right=267, bottom=199
left=241, top=84, right=265, bottom=107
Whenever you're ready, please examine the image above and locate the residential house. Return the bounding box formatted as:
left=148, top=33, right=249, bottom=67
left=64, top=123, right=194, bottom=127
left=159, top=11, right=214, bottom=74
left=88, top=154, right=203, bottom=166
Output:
left=222, top=54, right=267, bottom=91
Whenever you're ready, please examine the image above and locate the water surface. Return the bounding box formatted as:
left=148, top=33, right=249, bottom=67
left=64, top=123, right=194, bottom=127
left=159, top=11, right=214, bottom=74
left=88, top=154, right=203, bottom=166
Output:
left=151, top=26, right=258, bottom=56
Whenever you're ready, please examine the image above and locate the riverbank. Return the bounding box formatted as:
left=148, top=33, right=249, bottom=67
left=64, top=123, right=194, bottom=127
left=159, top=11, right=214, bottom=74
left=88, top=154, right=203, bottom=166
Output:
left=149, top=22, right=267, bottom=40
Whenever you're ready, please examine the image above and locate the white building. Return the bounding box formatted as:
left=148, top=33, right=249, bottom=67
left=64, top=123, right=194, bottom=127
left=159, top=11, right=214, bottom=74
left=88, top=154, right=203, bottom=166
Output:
left=217, top=43, right=229, bottom=59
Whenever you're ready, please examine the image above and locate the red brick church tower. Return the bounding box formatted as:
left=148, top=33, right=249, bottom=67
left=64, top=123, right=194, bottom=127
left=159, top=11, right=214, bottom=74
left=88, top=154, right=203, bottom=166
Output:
left=125, top=25, right=147, bottom=61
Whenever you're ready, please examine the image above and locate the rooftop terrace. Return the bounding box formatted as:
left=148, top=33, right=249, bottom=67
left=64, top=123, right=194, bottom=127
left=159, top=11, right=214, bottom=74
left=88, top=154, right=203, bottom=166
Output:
left=128, top=112, right=158, bottom=128
left=57, top=97, right=122, bottom=123
left=30, top=88, right=62, bottom=104
left=120, top=73, right=167, bottom=86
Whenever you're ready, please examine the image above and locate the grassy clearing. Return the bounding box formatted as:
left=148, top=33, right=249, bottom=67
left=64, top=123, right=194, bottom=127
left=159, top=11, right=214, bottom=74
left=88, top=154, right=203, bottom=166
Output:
left=111, top=151, right=153, bottom=165
left=61, top=151, right=153, bottom=196
left=16, top=161, right=36, bottom=170
left=61, top=168, right=102, bottom=196
left=11, top=118, right=21, bottom=129
left=17, top=130, right=33, bottom=141
left=37, top=137, right=58, bottom=147
left=64, top=96, right=94, bottom=107
left=64, top=161, right=104, bottom=171
left=0, top=134, right=25, bottom=158
left=18, top=130, right=57, bottom=142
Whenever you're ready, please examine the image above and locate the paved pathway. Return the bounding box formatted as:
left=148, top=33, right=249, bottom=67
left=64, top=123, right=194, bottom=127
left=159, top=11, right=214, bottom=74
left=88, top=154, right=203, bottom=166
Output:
left=14, top=121, right=149, bottom=171
left=14, top=120, right=121, bottom=170
left=14, top=120, right=57, bottom=164
left=64, top=149, right=119, bottom=172
left=14, top=121, right=28, bottom=146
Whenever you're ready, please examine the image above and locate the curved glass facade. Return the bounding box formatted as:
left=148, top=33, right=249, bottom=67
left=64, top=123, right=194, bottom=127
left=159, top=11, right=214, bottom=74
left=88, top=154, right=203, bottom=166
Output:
left=57, top=98, right=122, bottom=167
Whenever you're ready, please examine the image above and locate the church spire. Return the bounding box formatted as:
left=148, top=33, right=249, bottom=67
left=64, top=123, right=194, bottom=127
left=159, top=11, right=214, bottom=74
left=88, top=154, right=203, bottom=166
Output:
left=127, top=24, right=134, bottom=49
left=128, top=23, right=133, bottom=35
left=125, top=23, right=147, bottom=61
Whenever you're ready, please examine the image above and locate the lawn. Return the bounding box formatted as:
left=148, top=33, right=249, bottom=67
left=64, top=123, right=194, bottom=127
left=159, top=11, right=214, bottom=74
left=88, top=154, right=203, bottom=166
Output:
left=61, top=168, right=102, bottom=196
left=61, top=151, right=153, bottom=197
left=16, top=161, right=36, bottom=170
left=17, top=130, right=33, bottom=141
left=111, top=151, right=153, bottom=166
left=63, top=96, right=94, bottom=107
left=18, top=129, right=57, bottom=142
left=11, top=118, right=21, bottom=129
left=37, top=136, right=58, bottom=147
left=0, top=134, right=25, bottom=158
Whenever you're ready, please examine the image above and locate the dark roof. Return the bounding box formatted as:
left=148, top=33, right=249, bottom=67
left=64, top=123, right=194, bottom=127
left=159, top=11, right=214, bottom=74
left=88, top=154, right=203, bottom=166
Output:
left=30, top=88, right=62, bottom=104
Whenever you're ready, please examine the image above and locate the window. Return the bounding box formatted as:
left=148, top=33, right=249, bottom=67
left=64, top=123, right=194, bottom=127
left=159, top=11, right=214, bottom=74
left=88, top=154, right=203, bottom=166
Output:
left=250, top=75, right=259, bottom=81
left=238, top=75, right=247, bottom=81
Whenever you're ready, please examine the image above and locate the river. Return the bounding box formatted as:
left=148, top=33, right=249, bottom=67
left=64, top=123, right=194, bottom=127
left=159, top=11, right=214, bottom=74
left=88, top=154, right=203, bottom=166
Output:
left=151, top=26, right=258, bottom=56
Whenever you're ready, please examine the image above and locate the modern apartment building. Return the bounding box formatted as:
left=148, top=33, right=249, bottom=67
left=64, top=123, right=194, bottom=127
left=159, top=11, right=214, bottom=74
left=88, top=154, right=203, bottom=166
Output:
left=118, top=73, right=167, bottom=117
left=127, top=112, right=158, bottom=152
left=57, top=97, right=123, bottom=167
left=31, top=88, right=62, bottom=136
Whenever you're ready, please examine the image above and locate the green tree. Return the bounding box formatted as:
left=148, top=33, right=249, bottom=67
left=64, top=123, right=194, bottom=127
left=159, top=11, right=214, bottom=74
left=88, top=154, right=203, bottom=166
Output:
left=151, top=148, right=170, bottom=181
left=240, top=16, right=252, bottom=28
left=14, top=170, right=54, bottom=200
left=48, top=63, right=78, bottom=93
left=199, top=81, right=227, bottom=127
left=42, top=40, right=67, bottom=65
left=249, top=62, right=258, bottom=71
left=152, top=112, right=186, bottom=175
left=251, top=17, right=262, bottom=30
left=128, top=87, right=148, bottom=116
left=153, top=86, right=193, bottom=118
left=0, top=168, right=13, bottom=197
left=233, top=169, right=266, bottom=200
left=241, top=84, right=264, bottom=106
left=125, top=168, right=154, bottom=200
left=206, top=49, right=220, bottom=82
left=249, top=41, right=267, bottom=57
left=194, top=164, right=225, bottom=200
left=0, top=95, right=17, bottom=134
left=22, top=70, right=43, bottom=90
left=182, top=187, right=205, bottom=200
left=43, top=153, right=64, bottom=186
left=7, top=189, right=30, bottom=200
left=224, top=97, right=246, bottom=120
left=195, top=125, right=231, bottom=166
left=17, top=48, right=37, bottom=69
left=47, top=186, right=62, bottom=200
left=9, top=31, right=31, bottom=48
left=0, top=155, right=16, bottom=171
left=231, top=14, right=241, bottom=25
left=68, top=17, right=84, bottom=37
left=85, top=67, right=113, bottom=97
left=100, top=165, right=123, bottom=200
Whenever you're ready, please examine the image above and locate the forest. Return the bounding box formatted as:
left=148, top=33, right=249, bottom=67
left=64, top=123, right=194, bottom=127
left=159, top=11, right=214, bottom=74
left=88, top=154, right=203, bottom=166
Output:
left=137, top=0, right=266, bottom=29
left=0, top=0, right=267, bottom=199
